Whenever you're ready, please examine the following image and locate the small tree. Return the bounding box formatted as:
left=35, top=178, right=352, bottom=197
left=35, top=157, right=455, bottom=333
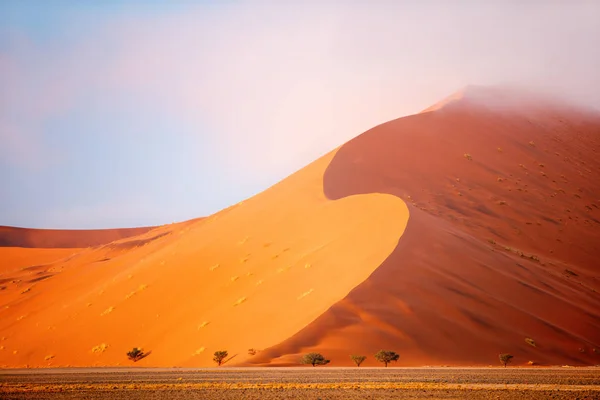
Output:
left=350, top=355, right=366, bottom=367
left=126, top=347, right=146, bottom=362
left=374, top=350, right=399, bottom=367
left=301, top=352, right=330, bottom=367
left=499, top=353, right=513, bottom=367
left=213, top=350, right=228, bottom=366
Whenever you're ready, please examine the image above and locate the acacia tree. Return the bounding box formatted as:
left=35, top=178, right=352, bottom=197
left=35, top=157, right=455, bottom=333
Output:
left=126, top=347, right=146, bottom=362
left=213, top=350, right=228, bottom=366
left=374, top=350, right=399, bottom=367
left=499, top=353, right=513, bottom=367
left=350, top=355, right=367, bottom=367
left=301, top=353, right=330, bottom=367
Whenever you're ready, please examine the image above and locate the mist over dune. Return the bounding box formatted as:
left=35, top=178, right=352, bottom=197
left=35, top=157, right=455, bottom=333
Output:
left=2, top=1, right=600, bottom=229
left=0, top=87, right=599, bottom=368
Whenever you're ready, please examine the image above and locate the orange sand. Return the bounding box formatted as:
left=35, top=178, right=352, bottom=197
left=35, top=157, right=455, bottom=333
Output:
left=0, top=151, right=408, bottom=368
left=1, top=86, right=598, bottom=368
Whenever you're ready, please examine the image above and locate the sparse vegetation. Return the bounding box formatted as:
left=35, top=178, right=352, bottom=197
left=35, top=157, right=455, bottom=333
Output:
left=127, top=347, right=146, bottom=362
left=233, top=297, right=247, bottom=306
left=350, top=355, right=367, bottom=367
left=297, top=289, right=314, bottom=300
left=499, top=353, right=513, bottom=367
left=213, top=350, right=228, bottom=366
left=375, top=350, right=399, bottom=367
left=525, top=338, right=536, bottom=347
left=301, top=352, right=330, bottom=367
left=100, top=306, right=114, bottom=316
left=92, top=343, right=109, bottom=354
left=198, top=321, right=210, bottom=329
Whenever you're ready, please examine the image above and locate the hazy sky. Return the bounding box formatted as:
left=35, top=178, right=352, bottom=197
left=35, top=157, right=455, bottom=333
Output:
left=1, top=0, right=599, bottom=229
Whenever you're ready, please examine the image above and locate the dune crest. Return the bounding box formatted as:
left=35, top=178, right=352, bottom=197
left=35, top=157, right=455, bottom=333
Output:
left=256, top=87, right=600, bottom=366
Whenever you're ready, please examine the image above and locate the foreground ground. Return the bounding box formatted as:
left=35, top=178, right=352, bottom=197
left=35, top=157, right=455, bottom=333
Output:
left=1, top=367, right=599, bottom=399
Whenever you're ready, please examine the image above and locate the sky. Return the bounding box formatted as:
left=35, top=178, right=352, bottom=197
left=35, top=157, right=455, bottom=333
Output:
left=1, top=0, right=599, bottom=229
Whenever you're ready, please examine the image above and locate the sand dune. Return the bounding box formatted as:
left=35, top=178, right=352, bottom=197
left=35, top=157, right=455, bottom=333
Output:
left=0, top=225, right=155, bottom=248
left=0, top=151, right=408, bottom=368
left=252, top=86, right=600, bottom=366
left=1, top=86, right=598, bottom=368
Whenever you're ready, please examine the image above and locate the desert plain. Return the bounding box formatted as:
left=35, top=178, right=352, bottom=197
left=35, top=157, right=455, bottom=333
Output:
left=2, top=367, right=600, bottom=399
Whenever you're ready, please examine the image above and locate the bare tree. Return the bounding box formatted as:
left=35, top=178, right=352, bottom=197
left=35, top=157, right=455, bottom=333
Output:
left=350, top=355, right=366, bottom=367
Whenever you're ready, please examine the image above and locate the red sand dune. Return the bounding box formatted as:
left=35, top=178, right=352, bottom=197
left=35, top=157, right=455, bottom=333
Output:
left=1, top=86, right=599, bottom=368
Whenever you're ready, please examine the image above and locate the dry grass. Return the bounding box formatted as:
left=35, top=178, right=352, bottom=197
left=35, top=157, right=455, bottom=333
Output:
left=1, top=368, right=599, bottom=400
left=199, top=320, right=210, bottom=328
left=91, top=343, right=109, bottom=354
left=233, top=297, right=247, bottom=306
left=297, top=289, right=314, bottom=300
left=525, top=338, right=537, bottom=347
left=100, top=306, right=115, bottom=316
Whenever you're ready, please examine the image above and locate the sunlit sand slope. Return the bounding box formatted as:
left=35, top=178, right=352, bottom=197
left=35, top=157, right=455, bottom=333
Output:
left=0, top=150, right=408, bottom=367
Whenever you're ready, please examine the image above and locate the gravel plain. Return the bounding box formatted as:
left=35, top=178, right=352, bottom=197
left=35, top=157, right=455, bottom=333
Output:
left=1, top=367, right=599, bottom=399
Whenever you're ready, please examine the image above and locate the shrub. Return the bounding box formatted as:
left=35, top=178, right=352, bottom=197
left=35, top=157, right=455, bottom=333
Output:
left=301, top=353, right=330, bottom=367
left=525, top=338, right=536, bottom=347
left=464, top=153, right=473, bottom=161
left=127, top=347, right=146, bottom=362
left=213, top=350, right=228, bottom=366
left=499, top=353, right=513, bottom=367
left=374, top=350, right=399, bottom=367
left=350, top=355, right=367, bottom=367
left=248, top=348, right=259, bottom=356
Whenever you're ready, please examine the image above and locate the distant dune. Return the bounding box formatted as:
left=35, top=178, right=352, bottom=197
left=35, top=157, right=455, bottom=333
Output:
left=0, top=225, right=155, bottom=248
left=1, top=86, right=598, bottom=368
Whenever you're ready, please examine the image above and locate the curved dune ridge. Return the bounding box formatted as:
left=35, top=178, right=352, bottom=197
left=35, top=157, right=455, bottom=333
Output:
left=252, top=86, right=600, bottom=367
left=0, top=150, right=408, bottom=368
left=1, top=86, right=598, bottom=368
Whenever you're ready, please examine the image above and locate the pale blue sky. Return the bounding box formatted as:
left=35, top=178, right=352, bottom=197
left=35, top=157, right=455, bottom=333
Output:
left=1, top=1, right=599, bottom=228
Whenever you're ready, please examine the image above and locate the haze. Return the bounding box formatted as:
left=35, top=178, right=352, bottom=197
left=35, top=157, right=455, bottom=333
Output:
left=1, top=0, right=599, bottom=228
